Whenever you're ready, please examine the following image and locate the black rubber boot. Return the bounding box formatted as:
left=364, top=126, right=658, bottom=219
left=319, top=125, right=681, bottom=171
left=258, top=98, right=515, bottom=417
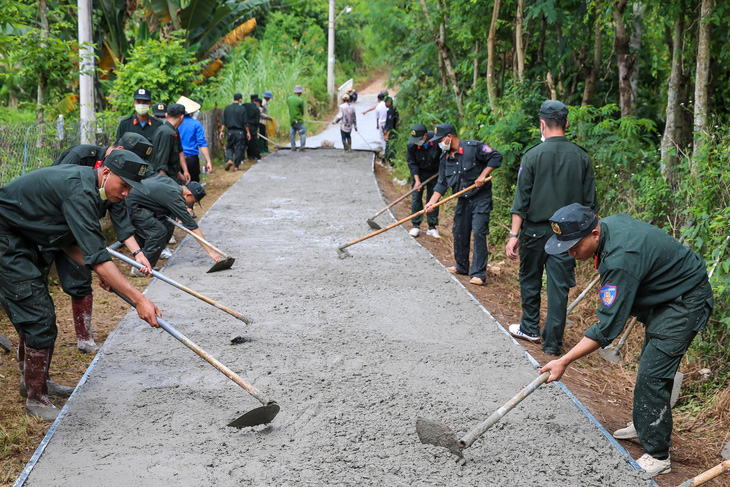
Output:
left=24, top=346, right=60, bottom=421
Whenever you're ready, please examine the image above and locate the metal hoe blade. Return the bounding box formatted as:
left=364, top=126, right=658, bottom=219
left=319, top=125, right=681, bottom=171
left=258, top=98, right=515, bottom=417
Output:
left=366, top=219, right=382, bottom=230
left=208, top=256, right=235, bottom=273
left=228, top=402, right=280, bottom=428
left=0, top=332, right=11, bottom=353
left=598, top=344, right=623, bottom=363
left=336, top=246, right=351, bottom=259
left=416, top=417, right=464, bottom=459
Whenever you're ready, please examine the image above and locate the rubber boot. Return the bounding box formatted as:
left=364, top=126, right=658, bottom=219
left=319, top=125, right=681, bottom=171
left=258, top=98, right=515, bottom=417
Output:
left=24, top=346, right=60, bottom=421
left=72, top=295, right=98, bottom=353
left=19, top=336, right=74, bottom=399
left=343, top=140, right=351, bottom=153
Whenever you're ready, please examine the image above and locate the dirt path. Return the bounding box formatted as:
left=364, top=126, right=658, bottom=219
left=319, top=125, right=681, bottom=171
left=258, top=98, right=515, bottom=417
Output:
left=22, top=150, right=651, bottom=485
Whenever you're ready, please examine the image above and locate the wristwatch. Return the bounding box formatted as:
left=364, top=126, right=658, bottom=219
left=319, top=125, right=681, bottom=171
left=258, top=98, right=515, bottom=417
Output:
left=132, top=249, right=143, bottom=257
left=509, top=232, right=519, bottom=238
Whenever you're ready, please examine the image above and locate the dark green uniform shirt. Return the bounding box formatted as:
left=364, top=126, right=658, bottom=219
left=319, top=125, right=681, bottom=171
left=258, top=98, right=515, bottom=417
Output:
left=222, top=103, right=245, bottom=130
left=126, top=173, right=198, bottom=231
left=242, top=102, right=259, bottom=128
left=434, top=140, right=502, bottom=199
left=511, top=136, right=599, bottom=223
left=0, top=165, right=110, bottom=267
left=116, top=114, right=163, bottom=142
left=585, top=214, right=708, bottom=347
left=52, top=145, right=136, bottom=242
left=149, top=121, right=182, bottom=179
left=406, top=132, right=441, bottom=177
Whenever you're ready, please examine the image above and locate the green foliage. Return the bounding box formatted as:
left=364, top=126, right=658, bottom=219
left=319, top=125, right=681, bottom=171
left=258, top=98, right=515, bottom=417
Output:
left=107, top=36, right=204, bottom=112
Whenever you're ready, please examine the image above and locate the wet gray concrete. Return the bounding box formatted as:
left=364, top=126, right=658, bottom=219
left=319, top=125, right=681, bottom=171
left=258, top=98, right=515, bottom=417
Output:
left=24, top=150, right=652, bottom=486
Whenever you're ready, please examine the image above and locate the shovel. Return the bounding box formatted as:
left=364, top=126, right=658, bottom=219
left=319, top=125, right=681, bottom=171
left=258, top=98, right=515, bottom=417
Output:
left=165, top=217, right=235, bottom=273
left=678, top=440, right=730, bottom=486
left=598, top=316, right=637, bottom=363
left=338, top=180, right=488, bottom=258
left=258, top=133, right=286, bottom=150
left=108, top=247, right=252, bottom=325
left=111, top=289, right=279, bottom=428
left=417, top=371, right=549, bottom=461
left=366, top=173, right=439, bottom=230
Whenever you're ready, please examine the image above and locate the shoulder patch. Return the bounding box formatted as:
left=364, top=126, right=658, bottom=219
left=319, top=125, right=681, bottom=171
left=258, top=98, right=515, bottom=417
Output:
left=600, top=285, right=617, bottom=307
left=481, top=144, right=493, bottom=153
left=518, top=165, right=523, bottom=177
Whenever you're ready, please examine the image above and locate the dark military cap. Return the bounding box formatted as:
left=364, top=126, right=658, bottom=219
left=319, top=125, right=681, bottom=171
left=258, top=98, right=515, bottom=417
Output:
left=186, top=181, right=206, bottom=208
left=544, top=203, right=598, bottom=255
left=133, top=88, right=151, bottom=101
left=152, top=103, right=167, bottom=117
left=408, top=124, right=428, bottom=146
left=116, top=133, right=153, bottom=160
left=251, top=94, right=258, bottom=101
left=539, top=100, right=569, bottom=120
left=429, top=123, right=457, bottom=143
left=167, top=103, right=185, bottom=117
left=102, top=150, right=150, bottom=195
left=233, top=93, right=243, bottom=100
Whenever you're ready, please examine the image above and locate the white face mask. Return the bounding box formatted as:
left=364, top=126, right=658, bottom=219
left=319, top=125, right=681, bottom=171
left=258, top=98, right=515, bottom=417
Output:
left=540, top=121, right=546, bottom=142
left=135, top=104, right=150, bottom=116
left=99, top=174, right=109, bottom=201
left=192, top=110, right=200, bottom=120
left=438, top=137, right=451, bottom=152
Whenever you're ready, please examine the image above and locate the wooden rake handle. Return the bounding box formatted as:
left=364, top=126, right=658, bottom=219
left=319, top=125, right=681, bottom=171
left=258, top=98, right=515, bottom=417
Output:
left=679, top=459, right=730, bottom=486
left=342, top=177, right=491, bottom=250
left=165, top=216, right=230, bottom=258
left=369, top=173, right=439, bottom=220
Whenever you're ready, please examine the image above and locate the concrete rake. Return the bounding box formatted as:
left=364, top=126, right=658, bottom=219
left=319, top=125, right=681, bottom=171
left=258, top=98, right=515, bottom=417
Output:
left=365, top=173, right=438, bottom=230
left=112, top=289, right=279, bottom=428
left=165, top=217, right=235, bottom=273
left=417, top=372, right=549, bottom=461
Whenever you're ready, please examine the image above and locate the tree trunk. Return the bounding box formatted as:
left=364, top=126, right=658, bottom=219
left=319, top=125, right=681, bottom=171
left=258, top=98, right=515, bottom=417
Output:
left=36, top=0, right=49, bottom=121
left=629, top=2, right=644, bottom=109
left=486, top=0, right=501, bottom=111
left=546, top=72, right=557, bottom=100
left=692, top=0, right=712, bottom=163
left=660, top=16, right=683, bottom=184
left=582, top=1, right=603, bottom=106
left=537, top=16, right=546, bottom=65
left=613, top=0, right=634, bottom=117
left=437, top=49, right=448, bottom=88
left=515, top=0, right=525, bottom=82
left=473, top=42, right=479, bottom=90
left=418, top=0, right=460, bottom=111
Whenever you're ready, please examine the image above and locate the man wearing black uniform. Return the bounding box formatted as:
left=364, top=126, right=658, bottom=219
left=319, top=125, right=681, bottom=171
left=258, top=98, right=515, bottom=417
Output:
left=149, top=103, right=189, bottom=184
left=126, top=173, right=222, bottom=270
left=425, top=123, right=502, bottom=286
left=0, top=151, right=161, bottom=421
left=243, top=94, right=261, bottom=162
left=220, top=93, right=247, bottom=171
left=541, top=203, right=714, bottom=477
left=383, top=97, right=399, bottom=166
left=406, top=124, right=441, bottom=238
left=50, top=133, right=154, bottom=353
left=506, top=100, right=599, bottom=355
left=115, top=88, right=163, bottom=141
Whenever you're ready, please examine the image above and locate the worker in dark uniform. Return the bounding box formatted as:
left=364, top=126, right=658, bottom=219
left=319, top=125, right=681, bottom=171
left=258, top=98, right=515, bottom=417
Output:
left=49, top=132, right=154, bottom=353
left=243, top=94, right=261, bottom=162
left=540, top=203, right=713, bottom=477
left=149, top=103, right=189, bottom=184
left=406, top=124, right=441, bottom=238
left=220, top=93, right=247, bottom=171
left=115, top=88, right=163, bottom=141
left=259, top=90, right=274, bottom=155
left=425, top=123, right=502, bottom=286
left=506, top=100, right=600, bottom=355
left=126, top=173, right=222, bottom=270
left=382, top=96, right=399, bottom=166
left=0, top=151, right=161, bottom=421
left=152, top=102, right=167, bottom=119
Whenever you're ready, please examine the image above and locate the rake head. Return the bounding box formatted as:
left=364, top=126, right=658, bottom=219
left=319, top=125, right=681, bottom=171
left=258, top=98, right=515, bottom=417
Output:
left=228, top=402, right=280, bottom=429
left=416, top=417, right=464, bottom=460
left=336, top=246, right=351, bottom=259
left=598, top=344, right=623, bottom=363
left=208, top=256, right=235, bottom=273
left=366, top=219, right=382, bottom=230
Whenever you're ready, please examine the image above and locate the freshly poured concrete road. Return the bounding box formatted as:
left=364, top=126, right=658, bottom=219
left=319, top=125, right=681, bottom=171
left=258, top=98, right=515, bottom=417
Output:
left=24, top=150, right=652, bottom=486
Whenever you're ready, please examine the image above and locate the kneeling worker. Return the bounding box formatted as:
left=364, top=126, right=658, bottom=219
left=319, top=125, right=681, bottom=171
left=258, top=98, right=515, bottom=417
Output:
left=540, top=203, right=714, bottom=477
left=0, top=151, right=162, bottom=420
left=126, top=173, right=222, bottom=273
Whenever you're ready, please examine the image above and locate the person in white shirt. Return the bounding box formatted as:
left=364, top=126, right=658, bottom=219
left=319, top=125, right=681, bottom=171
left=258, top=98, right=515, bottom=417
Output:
left=363, top=91, right=388, bottom=154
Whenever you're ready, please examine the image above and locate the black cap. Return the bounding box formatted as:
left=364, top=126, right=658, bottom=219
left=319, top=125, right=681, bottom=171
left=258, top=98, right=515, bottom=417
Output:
left=167, top=103, right=185, bottom=117
left=102, top=150, right=150, bottom=195
left=233, top=93, right=243, bottom=101
left=408, top=124, right=428, bottom=146
left=429, top=123, right=457, bottom=143
left=544, top=203, right=598, bottom=255
left=116, top=133, right=153, bottom=160
left=539, top=100, right=569, bottom=120
left=152, top=103, right=167, bottom=117
left=251, top=94, right=258, bottom=101
left=186, top=181, right=206, bottom=208
left=133, top=88, right=151, bottom=101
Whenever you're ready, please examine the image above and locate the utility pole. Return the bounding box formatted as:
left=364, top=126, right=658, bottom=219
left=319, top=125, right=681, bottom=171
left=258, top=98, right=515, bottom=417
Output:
left=78, top=0, right=95, bottom=144
left=327, top=0, right=335, bottom=108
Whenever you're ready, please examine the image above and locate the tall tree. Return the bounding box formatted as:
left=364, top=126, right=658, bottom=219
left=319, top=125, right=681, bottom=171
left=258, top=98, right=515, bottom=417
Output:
left=660, top=15, right=684, bottom=183
left=515, top=0, right=525, bottom=83
left=629, top=2, right=644, bottom=108
left=486, top=0, right=501, bottom=110
left=36, top=0, right=49, bottom=120
left=692, top=0, right=712, bottom=162
left=582, top=1, right=602, bottom=106
left=612, top=0, right=633, bottom=116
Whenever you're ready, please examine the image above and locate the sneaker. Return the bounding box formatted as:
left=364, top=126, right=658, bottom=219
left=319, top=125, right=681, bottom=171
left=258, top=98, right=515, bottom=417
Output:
left=225, top=161, right=233, bottom=171
left=426, top=228, right=441, bottom=238
left=130, top=266, right=146, bottom=277
left=469, top=277, right=484, bottom=286
left=613, top=422, right=638, bottom=440
left=636, top=453, right=671, bottom=476
left=508, top=324, right=540, bottom=343
left=446, top=266, right=458, bottom=274
left=168, top=236, right=177, bottom=245
left=160, top=247, right=173, bottom=259
left=409, top=227, right=420, bottom=237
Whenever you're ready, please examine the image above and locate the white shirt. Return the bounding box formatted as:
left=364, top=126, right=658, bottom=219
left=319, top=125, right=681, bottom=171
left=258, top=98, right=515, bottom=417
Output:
left=374, top=101, right=388, bottom=128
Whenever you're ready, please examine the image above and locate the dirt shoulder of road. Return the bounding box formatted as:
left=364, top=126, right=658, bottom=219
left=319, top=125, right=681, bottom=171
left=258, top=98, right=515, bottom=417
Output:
left=372, top=162, right=730, bottom=487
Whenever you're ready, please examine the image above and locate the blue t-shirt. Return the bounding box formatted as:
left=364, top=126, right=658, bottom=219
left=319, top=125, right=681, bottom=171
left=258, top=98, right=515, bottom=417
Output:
left=178, top=115, right=208, bottom=156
